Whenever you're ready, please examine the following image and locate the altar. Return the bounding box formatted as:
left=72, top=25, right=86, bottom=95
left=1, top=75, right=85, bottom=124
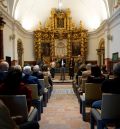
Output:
left=34, top=8, right=88, bottom=64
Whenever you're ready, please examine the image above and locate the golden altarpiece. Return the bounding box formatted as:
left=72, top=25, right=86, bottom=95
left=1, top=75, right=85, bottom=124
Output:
left=34, top=8, right=88, bottom=64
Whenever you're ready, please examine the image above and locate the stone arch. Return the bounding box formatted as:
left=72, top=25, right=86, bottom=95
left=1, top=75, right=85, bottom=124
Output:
left=97, top=38, right=105, bottom=67
left=17, top=39, right=24, bottom=66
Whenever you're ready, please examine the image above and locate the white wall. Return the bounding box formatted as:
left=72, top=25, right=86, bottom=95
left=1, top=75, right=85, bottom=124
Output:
left=87, top=7, right=120, bottom=61
left=108, top=8, right=120, bottom=59
left=1, top=7, right=35, bottom=63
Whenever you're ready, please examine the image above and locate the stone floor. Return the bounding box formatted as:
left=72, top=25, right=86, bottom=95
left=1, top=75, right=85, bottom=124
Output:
left=39, top=83, right=90, bottom=129
left=38, top=74, right=116, bottom=129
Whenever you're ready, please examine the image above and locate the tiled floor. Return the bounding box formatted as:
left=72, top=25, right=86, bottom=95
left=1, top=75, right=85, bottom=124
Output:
left=39, top=83, right=90, bottom=129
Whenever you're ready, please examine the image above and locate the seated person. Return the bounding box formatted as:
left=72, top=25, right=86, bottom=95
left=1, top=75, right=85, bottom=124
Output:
left=32, top=65, right=44, bottom=79
left=42, top=65, right=53, bottom=87
left=76, top=63, right=86, bottom=84
left=0, top=69, right=32, bottom=111
left=0, top=61, right=9, bottom=84
left=101, top=64, right=108, bottom=74
left=92, top=62, right=120, bottom=109
left=0, top=99, right=39, bottom=129
left=87, top=65, right=105, bottom=83
left=22, top=66, right=42, bottom=95
left=82, top=63, right=92, bottom=79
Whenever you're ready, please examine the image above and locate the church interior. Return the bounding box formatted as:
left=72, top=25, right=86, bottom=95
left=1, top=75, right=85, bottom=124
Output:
left=0, top=0, right=120, bottom=129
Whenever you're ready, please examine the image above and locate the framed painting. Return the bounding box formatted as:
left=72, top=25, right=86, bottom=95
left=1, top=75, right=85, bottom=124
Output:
left=72, top=42, right=81, bottom=56
left=112, top=52, right=119, bottom=62
left=41, top=42, right=50, bottom=57
left=57, top=18, right=64, bottom=28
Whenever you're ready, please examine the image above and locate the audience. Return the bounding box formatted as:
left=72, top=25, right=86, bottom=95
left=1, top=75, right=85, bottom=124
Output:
left=0, top=69, right=32, bottom=111
left=92, top=62, right=120, bottom=109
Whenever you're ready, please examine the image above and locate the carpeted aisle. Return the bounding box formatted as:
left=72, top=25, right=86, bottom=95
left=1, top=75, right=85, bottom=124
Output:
left=39, top=83, right=90, bottom=129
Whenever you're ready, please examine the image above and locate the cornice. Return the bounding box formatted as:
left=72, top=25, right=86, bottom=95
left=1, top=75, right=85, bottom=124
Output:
left=0, top=6, right=33, bottom=36
left=109, top=7, right=120, bottom=24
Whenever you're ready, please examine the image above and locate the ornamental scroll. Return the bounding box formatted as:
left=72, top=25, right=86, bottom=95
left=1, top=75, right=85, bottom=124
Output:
left=34, top=8, right=88, bottom=63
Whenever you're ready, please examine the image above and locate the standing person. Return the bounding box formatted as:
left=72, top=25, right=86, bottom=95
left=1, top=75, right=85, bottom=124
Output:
left=59, top=55, right=66, bottom=81
left=50, top=58, right=56, bottom=79
left=69, top=57, right=75, bottom=80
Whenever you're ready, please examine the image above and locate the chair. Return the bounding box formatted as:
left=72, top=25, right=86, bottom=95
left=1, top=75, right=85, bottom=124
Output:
left=38, top=79, right=48, bottom=107
left=90, top=93, right=120, bottom=129
left=38, top=79, right=45, bottom=92
left=80, top=78, right=87, bottom=93
left=78, top=76, right=82, bottom=87
left=26, top=84, right=43, bottom=120
left=44, top=75, right=51, bottom=98
left=79, top=83, right=102, bottom=121
left=0, top=95, right=38, bottom=124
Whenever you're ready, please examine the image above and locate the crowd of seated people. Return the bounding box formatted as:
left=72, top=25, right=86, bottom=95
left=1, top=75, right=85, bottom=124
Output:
left=0, top=60, right=53, bottom=129
left=0, top=61, right=40, bottom=129
left=92, top=62, right=120, bottom=110
left=73, top=61, right=120, bottom=128
left=1, top=59, right=120, bottom=128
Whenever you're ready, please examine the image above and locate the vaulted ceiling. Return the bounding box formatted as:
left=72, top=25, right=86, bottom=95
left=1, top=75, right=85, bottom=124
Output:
left=5, top=0, right=114, bottom=32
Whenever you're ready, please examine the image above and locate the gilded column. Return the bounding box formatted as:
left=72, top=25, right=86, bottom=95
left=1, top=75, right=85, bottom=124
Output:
left=67, top=33, right=71, bottom=58
left=0, top=16, right=5, bottom=60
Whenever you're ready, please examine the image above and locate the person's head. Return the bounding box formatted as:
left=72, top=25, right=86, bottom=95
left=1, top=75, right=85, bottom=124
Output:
left=86, top=63, right=92, bottom=70
left=113, top=62, right=120, bottom=77
left=0, top=61, right=9, bottom=71
left=13, top=65, right=22, bottom=71
left=70, top=57, right=74, bottom=61
left=80, top=63, right=86, bottom=70
left=33, top=65, right=40, bottom=72
left=23, top=66, right=31, bottom=75
left=4, top=69, right=22, bottom=88
left=42, top=64, right=48, bottom=72
left=91, top=65, right=101, bottom=77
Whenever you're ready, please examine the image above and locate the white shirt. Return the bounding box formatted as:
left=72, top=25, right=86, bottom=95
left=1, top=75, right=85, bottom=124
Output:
left=61, top=59, right=64, bottom=66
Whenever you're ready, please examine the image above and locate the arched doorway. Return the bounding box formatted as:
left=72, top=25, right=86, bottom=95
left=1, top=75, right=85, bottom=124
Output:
left=17, top=39, right=24, bottom=66
left=96, top=39, right=105, bottom=67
